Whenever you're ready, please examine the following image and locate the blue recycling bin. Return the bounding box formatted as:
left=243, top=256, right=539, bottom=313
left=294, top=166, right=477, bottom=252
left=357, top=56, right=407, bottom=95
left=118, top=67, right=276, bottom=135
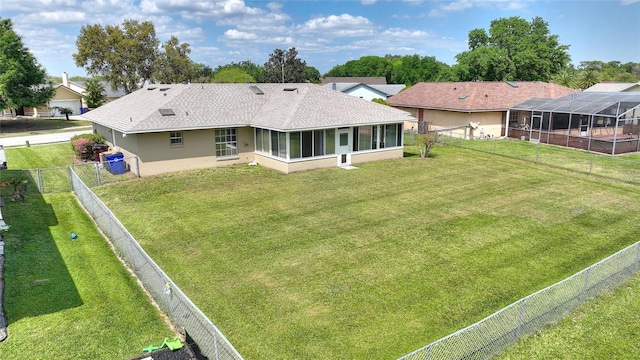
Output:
left=104, top=152, right=125, bottom=174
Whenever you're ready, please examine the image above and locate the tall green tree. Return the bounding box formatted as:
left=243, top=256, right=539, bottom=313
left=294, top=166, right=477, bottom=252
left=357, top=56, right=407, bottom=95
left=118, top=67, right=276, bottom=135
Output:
left=0, top=18, right=54, bottom=113
left=193, top=63, right=214, bottom=82
left=303, top=66, right=321, bottom=83
left=263, top=48, right=307, bottom=83
left=455, top=17, right=571, bottom=81
left=325, top=56, right=394, bottom=83
left=154, top=36, right=195, bottom=84
left=578, top=70, right=600, bottom=89
left=212, top=68, right=255, bottom=83
left=214, top=61, right=264, bottom=83
left=84, top=78, right=107, bottom=108
left=73, top=19, right=159, bottom=94
left=390, top=54, right=450, bottom=85
left=551, top=68, right=578, bottom=89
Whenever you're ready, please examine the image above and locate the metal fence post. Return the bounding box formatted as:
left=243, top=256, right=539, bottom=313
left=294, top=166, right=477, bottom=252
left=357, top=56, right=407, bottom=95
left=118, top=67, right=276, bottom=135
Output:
left=95, top=162, right=101, bottom=186
left=515, top=298, right=526, bottom=340
left=36, top=168, right=43, bottom=192
left=581, top=266, right=591, bottom=303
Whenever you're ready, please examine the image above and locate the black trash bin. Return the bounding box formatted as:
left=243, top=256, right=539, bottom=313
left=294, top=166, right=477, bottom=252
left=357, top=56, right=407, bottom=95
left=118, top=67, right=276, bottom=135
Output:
left=103, top=152, right=126, bottom=174
left=92, top=144, right=110, bottom=162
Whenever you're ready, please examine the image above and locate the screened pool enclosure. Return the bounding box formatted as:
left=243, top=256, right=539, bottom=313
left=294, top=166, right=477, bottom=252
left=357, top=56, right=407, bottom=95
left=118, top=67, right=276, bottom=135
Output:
left=508, top=92, right=640, bottom=155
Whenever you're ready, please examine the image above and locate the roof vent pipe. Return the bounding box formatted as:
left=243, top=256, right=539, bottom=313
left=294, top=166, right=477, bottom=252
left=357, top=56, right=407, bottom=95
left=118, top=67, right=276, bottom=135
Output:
left=332, top=83, right=336, bottom=90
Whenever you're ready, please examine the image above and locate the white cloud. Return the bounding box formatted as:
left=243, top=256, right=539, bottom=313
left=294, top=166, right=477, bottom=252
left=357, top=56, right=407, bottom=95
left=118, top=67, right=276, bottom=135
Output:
left=224, top=29, right=258, bottom=40
left=20, top=11, right=88, bottom=24
left=302, top=14, right=372, bottom=30
left=361, top=0, right=376, bottom=4
left=428, top=0, right=530, bottom=17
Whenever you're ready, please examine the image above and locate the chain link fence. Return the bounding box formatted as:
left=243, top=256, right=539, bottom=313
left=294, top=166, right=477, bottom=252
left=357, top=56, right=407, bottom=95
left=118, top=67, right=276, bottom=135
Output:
left=8, top=156, right=140, bottom=194
left=70, top=168, right=243, bottom=360
left=427, top=134, right=640, bottom=184
left=398, top=235, right=640, bottom=360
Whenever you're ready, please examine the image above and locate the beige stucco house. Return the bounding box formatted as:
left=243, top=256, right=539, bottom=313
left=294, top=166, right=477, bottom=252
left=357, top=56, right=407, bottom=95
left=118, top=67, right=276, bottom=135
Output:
left=11, top=72, right=126, bottom=118
left=388, top=82, right=577, bottom=139
left=80, top=83, right=415, bottom=176
left=584, top=82, right=640, bottom=92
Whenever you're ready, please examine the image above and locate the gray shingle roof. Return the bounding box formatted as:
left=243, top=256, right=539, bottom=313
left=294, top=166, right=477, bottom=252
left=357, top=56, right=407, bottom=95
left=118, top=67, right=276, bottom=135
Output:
left=82, top=83, right=415, bottom=134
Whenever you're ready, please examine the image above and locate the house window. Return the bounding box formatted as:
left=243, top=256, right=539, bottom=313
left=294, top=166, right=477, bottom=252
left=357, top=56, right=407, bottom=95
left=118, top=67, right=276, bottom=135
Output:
left=170, top=132, right=183, bottom=146
left=313, top=130, right=324, bottom=156
left=384, top=124, right=398, bottom=147
left=302, top=131, right=313, bottom=158
left=325, top=129, right=335, bottom=155
left=290, top=132, right=301, bottom=159
left=358, top=126, right=373, bottom=151
left=215, top=128, right=237, bottom=157
left=270, top=130, right=287, bottom=158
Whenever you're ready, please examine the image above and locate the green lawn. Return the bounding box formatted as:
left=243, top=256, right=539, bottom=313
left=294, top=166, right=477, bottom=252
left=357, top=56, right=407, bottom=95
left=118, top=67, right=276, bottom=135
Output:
left=498, top=272, right=640, bottom=359
left=0, top=156, right=174, bottom=358
left=6, top=143, right=75, bottom=168
left=0, top=118, right=91, bottom=138
left=91, top=144, right=640, bottom=359
left=446, top=137, right=640, bottom=183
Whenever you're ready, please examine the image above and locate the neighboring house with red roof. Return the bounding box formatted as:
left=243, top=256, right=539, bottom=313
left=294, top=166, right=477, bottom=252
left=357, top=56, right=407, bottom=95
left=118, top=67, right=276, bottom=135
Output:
left=388, top=81, right=578, bottom=139
left=80, top=83, right=415, bottom=176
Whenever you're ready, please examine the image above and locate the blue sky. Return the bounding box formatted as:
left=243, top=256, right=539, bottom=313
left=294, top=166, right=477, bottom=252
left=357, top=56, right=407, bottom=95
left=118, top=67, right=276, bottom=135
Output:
left=2, top=0, right=639, bottom=78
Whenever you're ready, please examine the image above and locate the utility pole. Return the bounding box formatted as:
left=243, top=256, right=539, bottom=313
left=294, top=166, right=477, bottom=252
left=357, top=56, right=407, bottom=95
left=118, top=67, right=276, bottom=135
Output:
left=281, top=54, right=285, bottom=83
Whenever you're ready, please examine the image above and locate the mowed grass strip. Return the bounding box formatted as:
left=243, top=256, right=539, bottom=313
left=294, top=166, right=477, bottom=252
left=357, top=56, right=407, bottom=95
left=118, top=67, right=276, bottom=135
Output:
left=5, top=143, right=75, bottom=169
left=93, top=145, right=640, bottom=359
left=0, top=148, right=174, bottom=359
left=498, top=272, right=640, bottom=359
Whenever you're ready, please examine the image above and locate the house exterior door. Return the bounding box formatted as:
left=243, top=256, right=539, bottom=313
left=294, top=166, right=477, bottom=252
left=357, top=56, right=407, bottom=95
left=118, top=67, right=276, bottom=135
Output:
left=336, top=128, right=351, bottom=166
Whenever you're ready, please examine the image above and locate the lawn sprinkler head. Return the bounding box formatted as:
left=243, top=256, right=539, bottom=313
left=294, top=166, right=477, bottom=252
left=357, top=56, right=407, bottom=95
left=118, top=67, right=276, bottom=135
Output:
left=70, top=232, right=78, bottom=240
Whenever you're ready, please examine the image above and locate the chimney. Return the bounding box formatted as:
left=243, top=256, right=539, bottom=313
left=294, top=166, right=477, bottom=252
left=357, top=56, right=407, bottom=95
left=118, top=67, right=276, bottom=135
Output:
left=62, top=72, right=69, bottom=87
left=332, top=82, right=336, bottom=91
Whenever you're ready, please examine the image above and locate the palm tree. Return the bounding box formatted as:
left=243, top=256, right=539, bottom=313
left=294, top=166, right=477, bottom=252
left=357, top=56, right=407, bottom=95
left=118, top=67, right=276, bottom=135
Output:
left=551, top=69, right=577, bottom=88
left=578, top=70, right=600, bottom=90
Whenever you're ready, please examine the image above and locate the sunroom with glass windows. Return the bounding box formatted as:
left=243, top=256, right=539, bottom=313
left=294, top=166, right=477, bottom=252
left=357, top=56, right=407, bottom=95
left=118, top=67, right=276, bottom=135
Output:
left=508, top=92, right=640, bottom=155
left=254, top=123, right=404, bottom=172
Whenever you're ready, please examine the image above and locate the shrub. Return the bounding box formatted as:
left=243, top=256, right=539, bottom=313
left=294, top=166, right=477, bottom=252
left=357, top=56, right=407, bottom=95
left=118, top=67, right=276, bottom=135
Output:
left=71, top=133, right=106, bottom=161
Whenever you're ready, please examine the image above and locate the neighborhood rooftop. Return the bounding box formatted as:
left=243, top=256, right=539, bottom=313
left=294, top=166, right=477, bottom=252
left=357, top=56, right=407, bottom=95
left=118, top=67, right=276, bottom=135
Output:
left=511, top=92, right=640, bottom=116
left=82, top=83, right=415, bottom=134
left=388, top=81, right=579, bottom=111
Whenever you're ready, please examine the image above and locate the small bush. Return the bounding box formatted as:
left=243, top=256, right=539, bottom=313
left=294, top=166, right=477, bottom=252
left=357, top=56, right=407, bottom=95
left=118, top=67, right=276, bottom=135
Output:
left=71, top=133, right=106, bottom=161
